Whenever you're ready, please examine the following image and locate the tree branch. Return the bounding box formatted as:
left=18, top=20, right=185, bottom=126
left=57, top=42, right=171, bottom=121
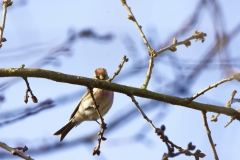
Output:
left=0, top=0, right=12, bottom=48
left=201, top=111, right=219, bottom=160
left=88, top=87, right=107, bottom=156
left=121, top=0, right=151, bottom=50
left=23, top=77, right=38, bottom=103
left=141, top=56, right=154, bottom=89
left=108, top=55, right=128, bottom=82
left=0, top=68, right=240, bottom=119
left=0, top=142, right=34, bottom=160
left=128, top=95, right=156, bottom=132
left=121, top=0, right=156, bottom=89
left=188, top=76, right=234, bottom=102
left=156, top=30, right=207, bottom=56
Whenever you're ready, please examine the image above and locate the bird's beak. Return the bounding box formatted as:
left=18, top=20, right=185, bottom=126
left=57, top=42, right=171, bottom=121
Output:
left=99, top=74, right=105, bottom=80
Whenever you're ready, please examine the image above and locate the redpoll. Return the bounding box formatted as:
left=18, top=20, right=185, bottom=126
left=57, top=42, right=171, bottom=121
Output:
left=54, top=68, right=114, bottom=141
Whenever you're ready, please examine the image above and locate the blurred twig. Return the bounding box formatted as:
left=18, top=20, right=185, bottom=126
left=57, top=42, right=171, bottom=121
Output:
left=0, top=100, right=54, bottom=127
left=0, top=99, right=164, bottom=158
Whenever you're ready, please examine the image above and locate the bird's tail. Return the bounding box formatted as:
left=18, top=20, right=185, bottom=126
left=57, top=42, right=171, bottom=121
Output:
left=53, top=120, right=75, bottom=142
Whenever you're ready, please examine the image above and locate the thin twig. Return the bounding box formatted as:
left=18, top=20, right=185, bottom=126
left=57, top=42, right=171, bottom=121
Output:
left=0, top=142, right=34, bottom=160
left=128, top=95, right=157, bottom=132
left=141, top=56, right=154, bottom=89
left=121, top=2, right=207, bottom=90
left=121, top=0, right=156, bottom=89
left=0, top=0, right=12, bottom=48
left=121, top=0, right=151, bottom=50
left=143, top=30, right=206, bottom=89
left=211, top=89, right=237, bottom=123
left=156, top=30, right=207, bottom=56
left=188, top=76, right=234, bottom=102
left=224, top=90, right=238, bottom=128
left=201, top=111, right=219, bottom=160
left=224, top=117, right=234, bottom=128
left=13, top=146, right=28, bottom=152
left=20, top=64, right=37, bottom=104
left=88, top=87, right=107, bottom=156
left=226, top=90, right=237, bottom=108
left=156, top=125, right=205, bottom=160
left=211, top=113, right=220, bottom=122
left=108, top=55, right=128, bottom=82
left=22, top=77, right=38, bottom=103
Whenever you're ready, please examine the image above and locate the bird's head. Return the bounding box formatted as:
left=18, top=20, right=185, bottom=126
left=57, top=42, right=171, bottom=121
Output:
left=94, top=68, right=109, bottom=80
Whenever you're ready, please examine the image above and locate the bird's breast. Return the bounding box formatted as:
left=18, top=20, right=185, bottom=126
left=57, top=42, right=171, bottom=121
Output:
left=80, top=88, right=114, bottom=121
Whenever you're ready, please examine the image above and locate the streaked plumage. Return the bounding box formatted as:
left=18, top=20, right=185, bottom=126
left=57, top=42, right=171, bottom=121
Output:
left=54, top=68, right=114, bottom=141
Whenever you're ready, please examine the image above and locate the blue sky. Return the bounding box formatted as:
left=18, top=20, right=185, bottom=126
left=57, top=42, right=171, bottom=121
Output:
left=0, top=0, right=240, bottom=160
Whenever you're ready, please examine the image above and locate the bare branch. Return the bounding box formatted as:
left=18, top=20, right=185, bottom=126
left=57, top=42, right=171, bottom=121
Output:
left=156, top=30, right=207, bottom=56
left=22, top=77, right=38, bottom=103
left=120, top=0, right=157, bottom=89
left=201, top=111, right=219, bottom=160
left=108, top=55, right=128, bottom=82
left=226, top=90, right=237, bottom=108
left=141, top=56, right=154, bottom=89
left=156, top=125, right=205, bottom=160
left=142, top=30, right=206, bottom=89
left=0, top=142, right=34, bottom=160
left=188, top=76, right=234, bottom=102
left=0, top=0, right=12, bottom=48
left=211, top=90, right=240, bottom=127
left=224, top=117, right=235, bottom=128
left=88, top=87, right=107, bottom=156
left=121, top=1, right=151, bottom=50
left=211, top=113, right=220, bottom=122
left=224, top=90, right=238, bottom=128
left=128, top=95, right=156, bottom=132
left=121, top=3, right=207, bottom=90
left=0, top=68, right=240, bottom=118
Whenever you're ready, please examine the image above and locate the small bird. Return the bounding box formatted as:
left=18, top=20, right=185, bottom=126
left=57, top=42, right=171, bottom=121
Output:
left=54, top=68, right=114, bottom=141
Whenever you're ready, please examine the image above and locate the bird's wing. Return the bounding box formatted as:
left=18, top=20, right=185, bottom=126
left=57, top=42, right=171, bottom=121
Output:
left=69, top=89, right=91, bottom=120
